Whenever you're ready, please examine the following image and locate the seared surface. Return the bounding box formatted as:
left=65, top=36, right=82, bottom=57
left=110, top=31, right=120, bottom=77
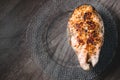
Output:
left=67, top=5, right=104, bottom=70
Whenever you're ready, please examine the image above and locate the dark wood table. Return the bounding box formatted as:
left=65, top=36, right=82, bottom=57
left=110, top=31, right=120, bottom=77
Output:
left=0, top=0, right=119, bottom=80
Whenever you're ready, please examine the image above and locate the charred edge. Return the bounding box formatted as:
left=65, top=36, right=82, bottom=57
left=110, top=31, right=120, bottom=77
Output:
left=84, top=12, right=92, bottom=20
left=86, top=53, right=93, bottom=69
left=87, top=37, right=94, bottom=45
left=76, top=22, right=83, bottom=28
left=77, top=36, right=85, bottom=45
left=87, top=21, right=96, bottom=30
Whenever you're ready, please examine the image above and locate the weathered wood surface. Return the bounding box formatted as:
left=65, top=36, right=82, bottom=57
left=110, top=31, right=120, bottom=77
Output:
left=0, top=0, right=119, bottom=80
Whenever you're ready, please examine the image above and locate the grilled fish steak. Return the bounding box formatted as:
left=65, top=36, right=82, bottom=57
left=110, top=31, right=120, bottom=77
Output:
left=67, top=4, right=104, bottom=70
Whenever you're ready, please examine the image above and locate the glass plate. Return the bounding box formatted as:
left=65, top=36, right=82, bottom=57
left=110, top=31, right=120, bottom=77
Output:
left=26, top=0, right=118, bottom=80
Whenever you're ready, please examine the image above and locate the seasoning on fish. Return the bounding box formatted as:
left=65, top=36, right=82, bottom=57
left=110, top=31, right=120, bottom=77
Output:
left=67, top=4, right=104, bottom=70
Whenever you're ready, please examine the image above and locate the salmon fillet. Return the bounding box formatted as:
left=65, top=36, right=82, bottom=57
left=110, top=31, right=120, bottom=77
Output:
left=67, top=4, right=104, bottom=70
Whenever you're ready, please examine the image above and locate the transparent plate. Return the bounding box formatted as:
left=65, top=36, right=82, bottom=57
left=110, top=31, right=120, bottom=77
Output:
left=26, top=0, right=118, bottom=80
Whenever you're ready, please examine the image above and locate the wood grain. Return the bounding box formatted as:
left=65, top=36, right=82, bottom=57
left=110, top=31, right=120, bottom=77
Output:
left=0, top=0, right=119, bottom=80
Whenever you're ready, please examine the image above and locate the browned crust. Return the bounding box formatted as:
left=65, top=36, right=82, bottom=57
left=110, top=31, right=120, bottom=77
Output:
left=67, top=4, right=104, bottom=70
